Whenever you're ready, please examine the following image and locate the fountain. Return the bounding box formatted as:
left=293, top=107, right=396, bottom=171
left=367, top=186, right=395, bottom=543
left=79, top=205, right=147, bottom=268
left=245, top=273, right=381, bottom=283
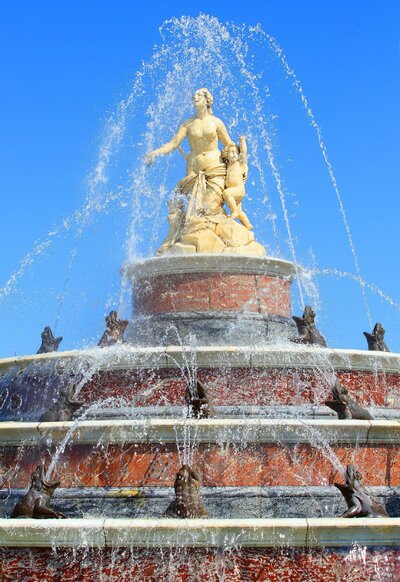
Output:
left=1, top=14, right=400, bottom=582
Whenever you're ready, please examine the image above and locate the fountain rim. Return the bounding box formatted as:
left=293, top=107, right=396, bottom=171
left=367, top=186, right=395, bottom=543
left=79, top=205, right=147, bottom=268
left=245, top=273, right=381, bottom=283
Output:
left=122, top=254, right=296, bottom=282
left=1, top=517, right=399, bottom=548
left=1, top=418, right=399, bottom=446
left=0, top=344, right=400, bottom=374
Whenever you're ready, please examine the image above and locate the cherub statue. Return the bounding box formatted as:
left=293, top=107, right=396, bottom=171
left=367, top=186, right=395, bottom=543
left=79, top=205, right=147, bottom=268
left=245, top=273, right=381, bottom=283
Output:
left=164, top=465, right=208, bottom=518
left=221, top=136, right=253, bottom=230
left=11, top=464, right=66, bottom=519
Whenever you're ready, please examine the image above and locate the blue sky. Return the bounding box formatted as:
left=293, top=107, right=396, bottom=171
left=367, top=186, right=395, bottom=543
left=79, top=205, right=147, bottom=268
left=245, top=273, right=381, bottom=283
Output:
left=0, top=0, right=399, bottom=356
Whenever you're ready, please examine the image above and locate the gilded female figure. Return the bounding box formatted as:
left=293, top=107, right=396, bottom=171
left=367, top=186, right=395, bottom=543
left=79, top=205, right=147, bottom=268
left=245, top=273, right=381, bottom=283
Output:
left=146, top=87, right=233, bottom=207
left=147, top=88, right=264, bottom=256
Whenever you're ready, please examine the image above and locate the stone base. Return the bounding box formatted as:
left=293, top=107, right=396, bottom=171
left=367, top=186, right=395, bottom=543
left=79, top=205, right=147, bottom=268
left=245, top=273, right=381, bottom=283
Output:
left=158, top=212, right=267, bottom=257
left=128, top=312, right=295, bottom=346
left=124, top=255, right=295, bottom=347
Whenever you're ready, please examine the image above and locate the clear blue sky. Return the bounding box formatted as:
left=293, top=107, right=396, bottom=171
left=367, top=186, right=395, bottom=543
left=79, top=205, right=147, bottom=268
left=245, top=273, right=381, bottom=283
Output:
left=0, top=0, right=399, bottom=356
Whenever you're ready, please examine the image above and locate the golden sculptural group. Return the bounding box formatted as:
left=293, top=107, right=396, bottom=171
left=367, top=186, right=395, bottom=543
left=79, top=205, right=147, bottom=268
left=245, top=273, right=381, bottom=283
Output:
left=146, top=88, right=266, bottom=256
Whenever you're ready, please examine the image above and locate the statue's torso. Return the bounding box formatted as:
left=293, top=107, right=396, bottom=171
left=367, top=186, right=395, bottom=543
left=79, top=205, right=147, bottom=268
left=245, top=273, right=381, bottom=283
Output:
left=186, top=117, right=223, bottom=174
left=226, top=161, right=245, bottom=187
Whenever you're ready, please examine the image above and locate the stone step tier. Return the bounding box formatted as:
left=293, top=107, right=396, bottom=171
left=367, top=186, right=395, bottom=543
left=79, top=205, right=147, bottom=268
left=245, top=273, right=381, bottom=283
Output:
left=1, top=419, right=399, bottom=491
left=1, top=346, right=399, bottom=422
left=1, top=517, right=399, bottom=548
left=1, top=254, right=400, bottom=580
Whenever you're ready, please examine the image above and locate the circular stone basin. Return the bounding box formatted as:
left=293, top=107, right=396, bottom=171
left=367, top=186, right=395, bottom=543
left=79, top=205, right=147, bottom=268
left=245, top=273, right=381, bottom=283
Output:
left=123, top=254, right=296, bottom=346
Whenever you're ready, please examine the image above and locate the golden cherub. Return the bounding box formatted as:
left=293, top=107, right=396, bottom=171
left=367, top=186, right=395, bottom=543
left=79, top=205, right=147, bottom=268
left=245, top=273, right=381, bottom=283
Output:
left=221, top=136, right=252, bottom=230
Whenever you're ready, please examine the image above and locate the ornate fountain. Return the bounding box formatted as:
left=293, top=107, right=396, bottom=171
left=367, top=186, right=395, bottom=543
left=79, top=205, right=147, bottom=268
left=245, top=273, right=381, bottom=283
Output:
left=1, top=86, right=400, bottom=581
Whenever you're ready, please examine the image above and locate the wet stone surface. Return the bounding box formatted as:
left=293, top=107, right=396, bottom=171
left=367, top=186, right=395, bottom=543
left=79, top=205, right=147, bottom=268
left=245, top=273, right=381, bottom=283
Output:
left=2, top=363, right=399, bottom=421
left=1, top=486, right=400, bottom=520
left=1, top=544, right=400, bottom=581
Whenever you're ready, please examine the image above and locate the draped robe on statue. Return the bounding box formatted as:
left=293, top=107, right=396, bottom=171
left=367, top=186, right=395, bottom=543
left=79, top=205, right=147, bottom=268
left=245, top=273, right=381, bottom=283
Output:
left=157, top=164, right=265, bottom=256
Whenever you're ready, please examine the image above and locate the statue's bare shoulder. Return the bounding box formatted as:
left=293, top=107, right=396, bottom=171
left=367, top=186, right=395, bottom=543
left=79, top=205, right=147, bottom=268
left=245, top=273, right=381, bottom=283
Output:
left=213, top=116, right=226, bottom=128
left=182, top=116, right=194, bottom=127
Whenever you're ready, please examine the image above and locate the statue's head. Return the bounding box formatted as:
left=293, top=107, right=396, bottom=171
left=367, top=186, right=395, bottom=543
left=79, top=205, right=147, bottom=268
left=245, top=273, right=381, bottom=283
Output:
left=175, top=464, right=200, bottom=490
left=332, top=381, right=348, bottom=399
left=31, top=465, right=44, bottom=491
left=193, top=88, right=213, bottom=113
left=30, top=464, right=60, bottom=492
left=221, top=143, right=240, bottom=164
left=41, top=326, right=54, bottom=341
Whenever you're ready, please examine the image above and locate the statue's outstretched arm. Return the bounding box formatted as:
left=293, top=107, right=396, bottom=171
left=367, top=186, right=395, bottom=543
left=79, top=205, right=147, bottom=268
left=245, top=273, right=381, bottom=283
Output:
left=146, top=123, right=188, bottom=165
left=239, top=136, right=248, bottom=181
left=216, top=118, right=234, bottom=147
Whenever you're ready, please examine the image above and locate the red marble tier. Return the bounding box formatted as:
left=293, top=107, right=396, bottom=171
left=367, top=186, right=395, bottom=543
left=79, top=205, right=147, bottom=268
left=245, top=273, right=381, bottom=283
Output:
left=123, top=255, right=297, bottom=347
left=126, top=255, right=295, bottom=319
left=134, top=272, right=291, bottom=317
left=1, top=355, right=399, bottom=424
left=79, top=367, right=400, bottom=408
left=1, top=546, right=399, bottom=581
left=2, top=442, right=399, bottom=489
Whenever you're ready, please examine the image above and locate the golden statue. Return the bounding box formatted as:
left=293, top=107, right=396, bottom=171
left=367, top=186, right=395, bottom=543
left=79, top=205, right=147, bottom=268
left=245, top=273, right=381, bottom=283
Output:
left=221, top=136, right=252, bottom=230
left=146, top=88, right=265, bottom=256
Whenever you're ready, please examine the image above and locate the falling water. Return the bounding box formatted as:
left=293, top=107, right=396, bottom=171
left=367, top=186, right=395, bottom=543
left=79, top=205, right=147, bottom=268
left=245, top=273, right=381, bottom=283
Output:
left=258, top=29, right=372, bottom=326
left=0, top=14, right=397, bottom=350
left=0, top=17, right=399, bottom=582
left=308, top=267, right=400, bottom=312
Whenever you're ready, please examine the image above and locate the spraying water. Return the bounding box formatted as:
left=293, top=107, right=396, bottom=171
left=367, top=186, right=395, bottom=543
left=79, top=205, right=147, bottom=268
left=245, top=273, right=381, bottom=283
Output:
left=258, top=29, right=372, bottom=325
left=0, top=13, right=396, bottom=353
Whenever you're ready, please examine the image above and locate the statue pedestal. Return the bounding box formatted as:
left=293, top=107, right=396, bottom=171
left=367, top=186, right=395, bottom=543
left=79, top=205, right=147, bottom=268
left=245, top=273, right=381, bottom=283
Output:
left=124, top=254, right=296, bottom=346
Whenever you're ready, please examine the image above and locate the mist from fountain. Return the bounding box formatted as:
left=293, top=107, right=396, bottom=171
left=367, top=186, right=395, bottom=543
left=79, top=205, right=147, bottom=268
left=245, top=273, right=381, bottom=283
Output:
left=1, top=14, right=398, bottom=356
